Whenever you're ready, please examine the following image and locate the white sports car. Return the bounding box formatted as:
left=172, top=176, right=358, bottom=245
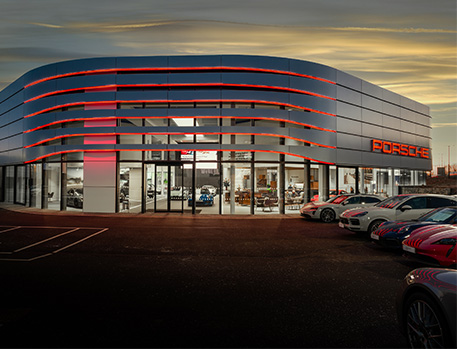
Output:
left=300, top=194, right=382, bottom=223
left=339, top=194, right=457, bottom=234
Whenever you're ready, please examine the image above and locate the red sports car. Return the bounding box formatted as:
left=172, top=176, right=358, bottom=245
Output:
left=402, top=225, right=457, bottom=268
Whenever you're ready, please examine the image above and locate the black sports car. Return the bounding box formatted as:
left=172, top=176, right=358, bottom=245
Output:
left=370, top=206, right=457, bottom=248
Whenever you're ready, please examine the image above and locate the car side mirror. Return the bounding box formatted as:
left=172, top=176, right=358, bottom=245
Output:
left=400, top=205, right=412, bottom=212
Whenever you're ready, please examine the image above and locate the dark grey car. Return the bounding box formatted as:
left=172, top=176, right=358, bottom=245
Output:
left=396, top=268, right=456, bottom=348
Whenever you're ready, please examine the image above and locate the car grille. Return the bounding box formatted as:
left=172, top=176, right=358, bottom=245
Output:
left=340, top=218, right=349, bottom=224
left=349, top=219, right=360, bottom=226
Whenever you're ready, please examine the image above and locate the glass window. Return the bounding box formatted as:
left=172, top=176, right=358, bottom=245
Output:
left=65, top=163, right=84, bottom=211
left=30, top=163, right=42, bottom=208
left=361, top=196, right=382, bottom=204
left=196, top=134, right=219, bottom=143
left=5, top=166, right=14, bottom=203
left=255, top=135, right=279, bottom=145
left=401, top=197, right=427, bottom=209
left=66, top=136, right=84, bottom=145
left=427, top=197, right=457, bottom=208
left=120, top=118, right=143, bottom=127
left=145, top=118, right=168, bottom=127
left=254, top=164, right=280, bottom=214
left=120, top=103, right=144, bottom=109
left=196, top=118, right=219, bottom=126
left=338, top=167, right=356, bottom=194
left=15, top=166, right=26, bottom=204
left=343, top=196, right=361, bottom=205
left=222, top=163, right=252, bottom=215
left=44, top=163, right=61, bottom=210
left=119, top=163, right=143, bottom=213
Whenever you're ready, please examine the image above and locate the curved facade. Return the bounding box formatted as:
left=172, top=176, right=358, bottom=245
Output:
left=0, top=55, right=431, bottom=214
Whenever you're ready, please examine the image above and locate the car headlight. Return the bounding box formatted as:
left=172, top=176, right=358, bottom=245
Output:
left=433, top=238, right=457, bottom=245
left=352, top=211, right=368, bottom=217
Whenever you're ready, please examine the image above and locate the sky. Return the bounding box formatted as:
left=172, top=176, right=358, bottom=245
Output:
left=0, top=0, right=455, bottom=170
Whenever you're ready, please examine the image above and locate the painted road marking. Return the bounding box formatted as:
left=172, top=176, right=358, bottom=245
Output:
left=0, top=226, right=108, bottom=262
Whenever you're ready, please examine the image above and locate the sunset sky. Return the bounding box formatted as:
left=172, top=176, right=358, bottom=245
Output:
left=1, top=0, right=455, bottom=169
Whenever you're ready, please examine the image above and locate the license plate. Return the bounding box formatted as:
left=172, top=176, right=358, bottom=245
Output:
left=338, top=222, right=344, bottom=228
left=403, top=245, right=416, bottom=254
left=371, top=233, right=379, bottom=240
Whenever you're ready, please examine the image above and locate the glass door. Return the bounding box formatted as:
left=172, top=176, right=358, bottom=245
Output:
left=147, top=163, right=185, bottom=212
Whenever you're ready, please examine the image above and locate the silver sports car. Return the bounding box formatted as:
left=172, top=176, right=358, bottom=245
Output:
left=396, top=268, right=456, bottom=348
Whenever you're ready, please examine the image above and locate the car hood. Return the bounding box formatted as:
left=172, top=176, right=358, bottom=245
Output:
left=302, top=201, right=328, bottom=209
left=341, top=206, right=391, bottom=217
left=407, top=224, right=457, bottom=240
left=375, top=221, right=437, bottom=237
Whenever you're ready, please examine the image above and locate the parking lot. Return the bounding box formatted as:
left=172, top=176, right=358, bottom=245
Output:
left=0, top=205, right=421, bottom=348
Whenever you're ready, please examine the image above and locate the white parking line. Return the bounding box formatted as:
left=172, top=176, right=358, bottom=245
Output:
left=0, top=226, right=108, bottom=262
left=0, top=226, right=21, bottom=234
left=13, top=228, right=80, bottom=253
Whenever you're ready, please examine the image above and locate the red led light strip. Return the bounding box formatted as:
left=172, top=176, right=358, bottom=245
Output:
left=24, top=83, right=335, bottom=103
left=24, top=132, right=336, bottom=149
left=24, top=148, right=334, bottom=165
left=24, top=66, right=336, bottom=89
left=23, top=116, right=336, bottom=134
left=23, top=99, right=336, bottom=119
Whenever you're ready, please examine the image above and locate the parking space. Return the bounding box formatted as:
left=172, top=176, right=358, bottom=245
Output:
left=0, top=225, right=108, bottom=261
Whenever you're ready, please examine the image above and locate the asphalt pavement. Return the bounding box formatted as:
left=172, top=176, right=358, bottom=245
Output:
left=0, top=204, right=418, bottom=348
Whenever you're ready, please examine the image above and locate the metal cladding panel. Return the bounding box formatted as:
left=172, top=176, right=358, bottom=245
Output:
left=362, top=80, right=384, bottom=99
left=222, top=89, right=288, bottom=104
left=382, top=129, right=401, bottom=143
left=56, top=74, right=117, bottom=91
left=401, top=156, right=431, bottom=170
left=0, top=77, right=24, bottom=103
left=7, top=134, right=23, bottom=150
left=336, top=101, right=362, bottom=121
left=169, top=55, right=221, bottom=68
left=289, top=76, right=336, bottom=98
left=337, top=133, right=362, bottom=149
left=24, top=128, right=56, bottom=146
left=221, top=107, right=286, bottom=119
left=116, top=90, right=167, bottom=101
left=361, top=151, right=384, bottom=168
left=383, top=114, right=402, bottom=130
left=289, top=94, right=336, bottom=115
left=401, top=132, right=416, bottom=145
left=167, top=108, right=220, bottom=117
left=382, top=89, right=401, bottom=105
left=292, top=146, right=336, bottom=164
left=22, top=63, right=57, bottom=88
left=336, top=149, right=362, bottom=166
left=116, top=73, right=168, bottom=85
left=337, top=86, right=361, bottom=106
left=23, top=79, right=57, bottom=102
left=415, top=136, right=431, bottom=148
left=168, top=89, right=222, bottom=101
left=401, top=119, right=416, bottom=133
left=54, top=57, right=117, bottom=75
left=337, top=118, right=361, bottom=135
left=362, top=94, right=383, bottom=111
left=221, top=72, right=288, bottom=88
left=117, top=108, right=168, bottom=118
left=337, top=71, right=362, bottom=91
left=169, top=73, right=221, bottom=84
left=362, top=109, right=383, bottom=125
left=383, top=153, right=403, bottom=168
left=0, top=91, right=24, bottom=116
left=362, top=123, right=383, bottom=139
left=288, top=59, right=336, bottom=82
left=251, top=126, right=287, bottom=137
left=383, top=102, right=401, bottom=117
left=115, top=56, right=168, bottom=69
left=221, top=55, right=288, bottom=71
left=289, top=128, right=336, bottom=147
left=289, top=111, right=336, bottom=131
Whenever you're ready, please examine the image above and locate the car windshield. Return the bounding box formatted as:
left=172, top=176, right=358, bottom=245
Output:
left=419, top=207, right=457, bottom=223
left=375, top=195, right=411, bottom=208
left=331, top=195, right=351, bottom=204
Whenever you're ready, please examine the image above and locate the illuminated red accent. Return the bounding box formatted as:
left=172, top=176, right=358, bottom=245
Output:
left=372, top=139, right=429, bottom=159
left=24, top=66, right=336, bottom=89
left=24, top=83, right=335, bottom=103
left=23, top=99, right=336, bottom=118
left=23, top=115, right=336, bottom=134
left=24, top=131, right=336, bottom=149
left=24, top=149, right=335, bottom=165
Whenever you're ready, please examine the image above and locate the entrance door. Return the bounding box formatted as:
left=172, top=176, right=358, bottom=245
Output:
left=145, top=163, right=186, bottom=212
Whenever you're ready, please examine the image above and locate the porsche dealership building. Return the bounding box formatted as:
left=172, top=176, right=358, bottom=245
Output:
left=0, top=55, right=432, bottom=214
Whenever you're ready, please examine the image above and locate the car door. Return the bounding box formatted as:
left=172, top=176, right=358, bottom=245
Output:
left=336, top=196, right=361, bottom=215
left=396, top=197, right=429, bottom=220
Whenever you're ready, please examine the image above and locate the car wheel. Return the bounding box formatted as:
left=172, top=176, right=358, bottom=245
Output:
left=320, top=208, right=336, bottom=223
left=404, top=292, right=452, bottom=348
left=368, top=220, right=385, bottom=234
